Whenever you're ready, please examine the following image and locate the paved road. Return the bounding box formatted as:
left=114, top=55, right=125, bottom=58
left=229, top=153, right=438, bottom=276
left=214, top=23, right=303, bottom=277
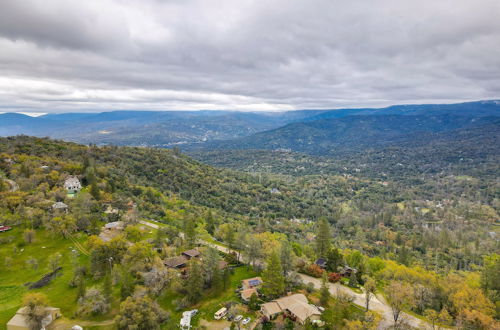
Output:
left=140, top=219, right=432, bottom=329
left=298, top=274, right=430, bottom=329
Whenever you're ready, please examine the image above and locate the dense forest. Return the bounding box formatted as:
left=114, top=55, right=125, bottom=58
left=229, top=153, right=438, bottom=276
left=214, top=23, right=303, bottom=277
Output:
left=0, top=136, right=498, bottom=329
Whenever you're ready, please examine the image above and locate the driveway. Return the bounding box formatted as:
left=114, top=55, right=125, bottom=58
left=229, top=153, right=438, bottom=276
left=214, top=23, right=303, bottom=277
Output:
left=298, top=274, right=431, bottom=329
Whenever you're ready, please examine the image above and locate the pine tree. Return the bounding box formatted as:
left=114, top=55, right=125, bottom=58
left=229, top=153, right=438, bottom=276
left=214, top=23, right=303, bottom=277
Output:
left=319, top=272, right=331, bottom=306
left=205, top=211, right=216, bottom=235
left=222, top=267, right=231, bottom=290
left=103, top=273, right=112, bottom=302
left=90, top=182, right=101, bottom=200
left=315, top=218, right=331, bottom=258
left=280, top=241, right=294, bottom=276
left=348, top=271, right=358, bottom=288
left=248, top=293, right=260, bottom=311
left=183, top=217, right=197, bottom=249
left=262, top=251, right=285, bottom=298
left=212, top=265, right=222, bottom=293
left=186, top=260, right=204, bottom=304
left=326, top=247, right=343, bottom=272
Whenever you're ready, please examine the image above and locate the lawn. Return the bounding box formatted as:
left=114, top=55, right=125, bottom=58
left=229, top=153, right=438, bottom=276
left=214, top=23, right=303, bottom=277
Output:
left=0, top=227, right=90, bottom=329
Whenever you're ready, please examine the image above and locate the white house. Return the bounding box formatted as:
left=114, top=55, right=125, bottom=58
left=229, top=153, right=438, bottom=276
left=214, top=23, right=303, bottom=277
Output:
left=64, top=177, right=81, bottom=194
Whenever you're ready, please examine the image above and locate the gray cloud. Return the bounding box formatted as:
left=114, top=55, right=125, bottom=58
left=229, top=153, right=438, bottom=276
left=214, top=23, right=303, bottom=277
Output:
left=0, top=0, right=499, bottom=113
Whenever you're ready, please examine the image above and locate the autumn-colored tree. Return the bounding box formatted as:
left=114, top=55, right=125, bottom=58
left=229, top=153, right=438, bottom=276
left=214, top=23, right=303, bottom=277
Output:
left=363, top=276, right=377, bottom=311
left=386, top=281, right=414, bottom=325
left=328, top=272, right=341, bottom=283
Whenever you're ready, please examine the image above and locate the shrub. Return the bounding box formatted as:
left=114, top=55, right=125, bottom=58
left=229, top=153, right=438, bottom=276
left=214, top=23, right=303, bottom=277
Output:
left=328, top=272, right=341, bottom=283
left=304, top=264, right=325, bottom=278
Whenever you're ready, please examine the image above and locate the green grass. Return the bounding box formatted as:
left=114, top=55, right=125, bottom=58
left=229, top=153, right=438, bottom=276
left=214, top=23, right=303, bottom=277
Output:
left=158, top=266, right=258, bottom=329
left=0, top=228, right=90, bottom=329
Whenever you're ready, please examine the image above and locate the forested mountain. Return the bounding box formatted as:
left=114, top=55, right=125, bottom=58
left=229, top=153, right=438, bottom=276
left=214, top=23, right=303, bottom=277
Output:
left=0, top=136, right=498, bottom=329
left=0, top=110, right=325, bottom=147
left=194, top=114, right=500, bottom=156
left=191, top=118, right=500, bottom=179
left=1, top=100, right=499, bottom=148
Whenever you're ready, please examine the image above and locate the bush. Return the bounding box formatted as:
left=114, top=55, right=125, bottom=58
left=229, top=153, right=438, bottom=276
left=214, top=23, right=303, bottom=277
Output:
left=77, top=287, right=109, bottom=316
left=328, top=272, right=341, bottom=283
left=304, top=264, right=325, bottom=278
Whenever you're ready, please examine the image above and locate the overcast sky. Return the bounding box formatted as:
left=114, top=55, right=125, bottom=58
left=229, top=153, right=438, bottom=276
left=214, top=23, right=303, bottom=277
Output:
left=0, top=0, right=499, bottom=113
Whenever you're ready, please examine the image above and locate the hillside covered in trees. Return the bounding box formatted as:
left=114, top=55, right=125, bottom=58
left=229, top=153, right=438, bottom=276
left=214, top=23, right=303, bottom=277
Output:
left=0, top=136, right=498, bottom=329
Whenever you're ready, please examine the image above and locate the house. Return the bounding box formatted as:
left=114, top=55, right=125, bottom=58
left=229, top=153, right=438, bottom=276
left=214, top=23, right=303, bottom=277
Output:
left=261, top=294, right=321, bottom=324
left=64, top=177, right=81, bottom=195
left=182, top=249, right=200, bottom=260
left=52, top=201, right=68, bottom=212
left=242, top=277, right=263, bottom=290
left=7, top=306, right=61, bottom=330
left=339, top=266, right=357, bottom=277
left=315, top=258, right=327, bottom=269
left=165, top=256, right=188, bottom=269
left=241, top=277, right=263, bottom=302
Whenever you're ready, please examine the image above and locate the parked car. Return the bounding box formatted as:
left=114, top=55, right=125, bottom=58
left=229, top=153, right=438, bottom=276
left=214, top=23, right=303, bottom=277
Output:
left=242, top=317, right=251, bottom=325
left=0, top=225, right=12, bottom=232
left=234, top=315, right=243, bottom=322
left=214, top=307, right=227, bottom=320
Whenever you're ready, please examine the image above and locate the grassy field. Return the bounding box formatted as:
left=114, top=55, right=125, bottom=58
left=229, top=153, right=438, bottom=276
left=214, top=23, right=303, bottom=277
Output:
left=0, top=227, right=90, bottom=329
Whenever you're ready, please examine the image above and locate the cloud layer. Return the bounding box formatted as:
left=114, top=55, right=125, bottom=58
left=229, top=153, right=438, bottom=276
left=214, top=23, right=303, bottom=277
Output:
left=0, top=0, right=499, bottom=112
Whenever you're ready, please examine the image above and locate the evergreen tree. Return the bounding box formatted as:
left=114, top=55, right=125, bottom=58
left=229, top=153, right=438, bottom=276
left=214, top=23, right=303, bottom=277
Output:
left=90, top=182, right=101, bottom=200
left=222, top=267, right=231, bottom=290
left=120, top=270, right=134, bottom=300
left=212, top=264, right=222, bottom=293
left=248, top=293, right=260, bottom=311
left=186, top=260, right=204, bottom=304
left=183, top=217, right=197, bottom=249
left=315, top=217, right=331, bottom=258
left=319, top=272, right=331, bottom=306
left=280, top=241, right=294, bottom=276
left=262, top=251, right=285, bottom=298
left=103, top=273, right=112, bottom=302
left=205, top=211, right=217, bottom=235
left=326, top=247, right=343, bottom=272
left=348, top=271, right=358, bottom=288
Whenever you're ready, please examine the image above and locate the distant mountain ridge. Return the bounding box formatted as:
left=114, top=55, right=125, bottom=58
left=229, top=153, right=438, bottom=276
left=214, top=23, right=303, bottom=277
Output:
left=0, top=100, right=499, bottom=148
left=196, top=114, right=500, bottom=156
